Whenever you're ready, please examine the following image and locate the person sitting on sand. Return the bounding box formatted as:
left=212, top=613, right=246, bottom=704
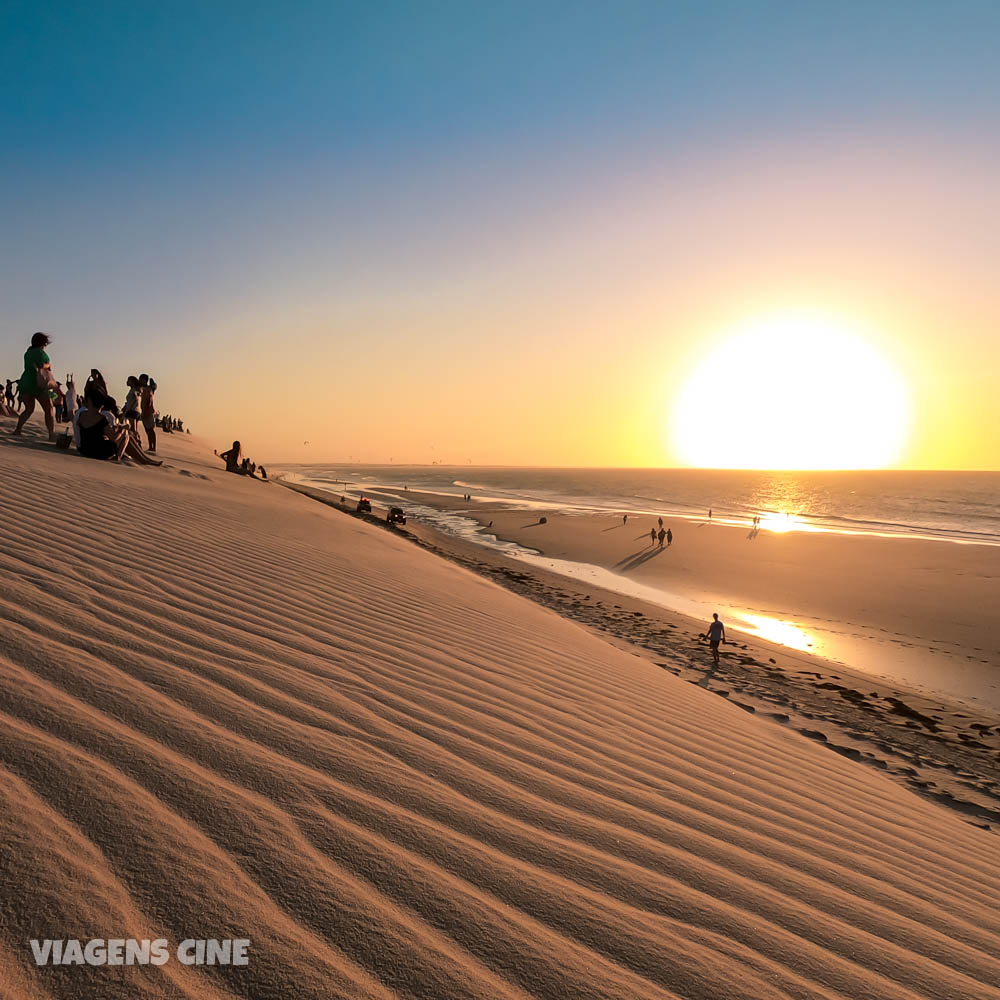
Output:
left=74, top=385, right=162, bottom=465
left=703, top=613, right=726, bottom=665
left=220, top=441, right=243, bottom=473
left=13, top=332, right=57, bottom=440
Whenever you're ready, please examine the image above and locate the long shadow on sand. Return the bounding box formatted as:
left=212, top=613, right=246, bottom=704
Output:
left=613, top=545, right=668, bottom=573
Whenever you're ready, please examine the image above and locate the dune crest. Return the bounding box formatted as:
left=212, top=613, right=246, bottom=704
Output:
left=0, top=439, right=998, bottom=999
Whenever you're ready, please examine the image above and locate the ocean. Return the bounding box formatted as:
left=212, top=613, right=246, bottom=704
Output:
left=281, top=466, right=1000, bottom=546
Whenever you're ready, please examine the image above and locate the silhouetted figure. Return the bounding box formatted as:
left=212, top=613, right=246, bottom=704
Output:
left=666, top=528, right=672, bottom=546
left=658, top=517, right=663, bottom=529
left=623, top=514, right=628, bottom=526
left=704, top=613, right=726, bottom=665
left=708, top=508, right=712, bottom=520
left=85, top=369, right=108, bottom=397
left=650, top=528, right=656, bottom=546
left=220, top=441, right=242, bottom=473
left=122, top=376, right=141, bottom=433
left=74, top=384, right=161, bottom=465
left=139, top=374, right=157, bottom=453
left=53, top=381, right=66, bottom=422
left=657, top=527, right=666, bottom=548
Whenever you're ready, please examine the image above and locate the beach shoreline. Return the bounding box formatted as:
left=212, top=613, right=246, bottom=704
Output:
left=278, top=478, right=1000, bottom=832
left=303, top=481, right=1000, bottom=708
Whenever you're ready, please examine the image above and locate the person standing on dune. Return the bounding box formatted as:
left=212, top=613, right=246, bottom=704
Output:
left=704, top=613, right=726, bottom=665
left=13, top=332, right=56, bottom=439
left=139, top=374, right=157, bottom=453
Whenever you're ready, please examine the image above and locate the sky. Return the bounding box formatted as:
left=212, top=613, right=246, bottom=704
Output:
left=2, top=1, right=998, bottom=469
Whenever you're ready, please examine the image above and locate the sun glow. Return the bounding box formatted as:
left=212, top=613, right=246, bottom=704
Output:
left=758, top=511, right=808, bottom=533
left=671, top=313, right=910, bottom=469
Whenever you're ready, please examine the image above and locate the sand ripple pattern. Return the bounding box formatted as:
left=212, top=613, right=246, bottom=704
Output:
left=0, top=452, right=998, bottom=999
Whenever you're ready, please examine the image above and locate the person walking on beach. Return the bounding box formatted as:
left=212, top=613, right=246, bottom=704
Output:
left=13, top=332, right=57, bottom=439
left=704, top=613, right=726, bottom=665
left=666, top=527, right=672, bottom=546
left=5, top=379, right=16, bottom=409
left=657, top=527, right=666, bottom=548
left=650, top=527, right=656, bottom=546
left=623, top=514, right=628, bottom=526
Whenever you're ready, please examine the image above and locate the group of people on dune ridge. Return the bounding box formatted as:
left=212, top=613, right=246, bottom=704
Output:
left=3, top=332, right=230, bottom=473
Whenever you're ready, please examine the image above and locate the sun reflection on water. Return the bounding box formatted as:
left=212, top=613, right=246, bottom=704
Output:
left=731, top=612, right=817, bottom=652
left=756, top=510, right=814, bottom=533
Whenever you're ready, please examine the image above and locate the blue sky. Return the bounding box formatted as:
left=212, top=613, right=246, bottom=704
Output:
left=3, top=2, right=998, bottom=465
left=5, top=2, right=998, bottom=155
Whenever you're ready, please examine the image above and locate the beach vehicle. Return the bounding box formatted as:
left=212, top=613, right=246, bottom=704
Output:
left=386, top=506, right=406, bottom=526
left=356, top=497, right=372, bottom=513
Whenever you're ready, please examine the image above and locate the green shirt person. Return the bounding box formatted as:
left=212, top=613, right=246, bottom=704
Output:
left=13, top=332, right=57, bottom=440
left=17, top=344, right=49, bottom=397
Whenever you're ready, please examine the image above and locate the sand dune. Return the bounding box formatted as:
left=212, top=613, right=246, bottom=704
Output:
left=0, top=432, right=998, bottom=999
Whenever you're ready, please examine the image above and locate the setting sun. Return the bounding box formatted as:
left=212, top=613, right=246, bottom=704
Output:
left=670, top=313, right=911, bottom=469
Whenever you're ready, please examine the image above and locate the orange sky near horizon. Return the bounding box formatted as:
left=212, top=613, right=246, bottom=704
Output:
left=175, top=138, right=997, bottom=471
left=6, top=138, right=997, bottom=471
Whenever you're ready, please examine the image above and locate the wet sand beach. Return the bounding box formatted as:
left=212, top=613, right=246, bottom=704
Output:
left=388, top=491, right=1000, bottom=711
